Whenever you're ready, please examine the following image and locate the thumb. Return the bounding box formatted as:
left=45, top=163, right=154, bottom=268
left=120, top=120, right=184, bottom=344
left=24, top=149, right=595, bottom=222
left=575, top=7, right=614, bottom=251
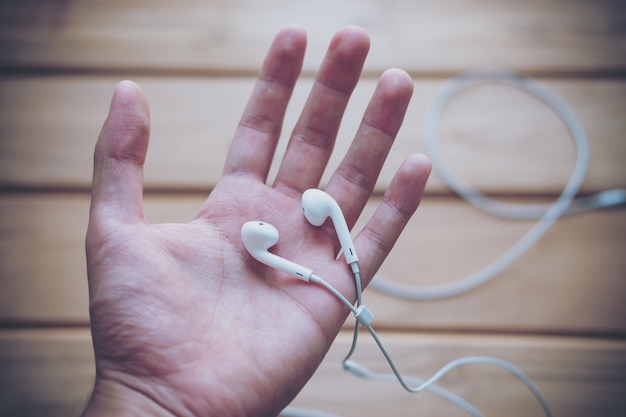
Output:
left=90, top=80, right=150, bottom=224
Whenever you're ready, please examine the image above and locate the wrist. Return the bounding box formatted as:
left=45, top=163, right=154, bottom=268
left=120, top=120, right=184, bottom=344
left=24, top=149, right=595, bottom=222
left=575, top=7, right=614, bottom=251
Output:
left=81, top=376, right=177, bottom=417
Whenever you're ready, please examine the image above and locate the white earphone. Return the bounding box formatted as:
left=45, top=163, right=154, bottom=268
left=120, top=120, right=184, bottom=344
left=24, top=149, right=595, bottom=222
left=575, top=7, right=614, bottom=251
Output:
left=240, top=188, right=552, bottom=417
left=301, top=188, right=359, bottom=265
left=241, top=221, right=314, bottom=281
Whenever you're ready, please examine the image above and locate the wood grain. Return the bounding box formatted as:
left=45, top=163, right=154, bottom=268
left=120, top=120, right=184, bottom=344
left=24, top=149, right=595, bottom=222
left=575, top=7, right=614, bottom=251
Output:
left=2, top=194, right=624, bottom=335
left=0, top=0, right=624, bottom=75
left=0, top=77, right=624, bottom=193
left=0, top=329, right=94, bottom=417
left=1, top=329, right=624, bottom=417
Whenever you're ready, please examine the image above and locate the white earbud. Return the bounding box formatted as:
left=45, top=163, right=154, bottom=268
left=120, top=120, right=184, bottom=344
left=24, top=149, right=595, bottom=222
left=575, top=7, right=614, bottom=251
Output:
left=241, top=221, right=314, bottom=281
left=302, top=189, right=358, bottom=264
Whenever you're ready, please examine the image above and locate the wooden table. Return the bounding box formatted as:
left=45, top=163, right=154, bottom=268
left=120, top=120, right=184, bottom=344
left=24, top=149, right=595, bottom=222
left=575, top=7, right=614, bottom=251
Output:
left=1, top=1, right=625, bottom=416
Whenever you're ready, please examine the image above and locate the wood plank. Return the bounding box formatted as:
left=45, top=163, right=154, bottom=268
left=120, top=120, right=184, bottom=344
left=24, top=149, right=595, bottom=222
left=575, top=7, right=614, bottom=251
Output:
left=357, top=197, right=626, bottom=335
left=1, top=194, right=624, bottom=335
left=0, top=0, right=624, bottom=74
left=0, top=194, right=91, bottom=324
left=0, top=76, right=624, bottom=193
left=0, top=329, right=94, bottom=417
left=1, top=329, right=625, bottom=417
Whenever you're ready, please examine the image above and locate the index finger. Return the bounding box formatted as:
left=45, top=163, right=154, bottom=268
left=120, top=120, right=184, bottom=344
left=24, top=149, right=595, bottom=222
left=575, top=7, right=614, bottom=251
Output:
left=222, top=25, right=307, bottom=181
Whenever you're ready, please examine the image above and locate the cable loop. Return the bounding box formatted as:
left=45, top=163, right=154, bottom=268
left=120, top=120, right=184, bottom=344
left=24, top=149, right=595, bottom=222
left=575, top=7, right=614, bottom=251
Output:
left=370, top=68, right=624, bottom=300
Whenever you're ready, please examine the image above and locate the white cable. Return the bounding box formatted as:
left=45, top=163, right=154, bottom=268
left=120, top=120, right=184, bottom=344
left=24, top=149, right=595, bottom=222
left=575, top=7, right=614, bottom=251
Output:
left=280, top=407, right=347, bottom=417
left=304, top=276, right=552, bottom=417
left=370, top=67, right=625, bottom=300
left=313, top=278, right=486, bottom=416
left=346, top=326, right=551, bottom=417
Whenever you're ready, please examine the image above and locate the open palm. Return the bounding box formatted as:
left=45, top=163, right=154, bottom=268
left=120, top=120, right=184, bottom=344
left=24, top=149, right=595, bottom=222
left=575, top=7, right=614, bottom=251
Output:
left=83, top=26, right=431, bottom=417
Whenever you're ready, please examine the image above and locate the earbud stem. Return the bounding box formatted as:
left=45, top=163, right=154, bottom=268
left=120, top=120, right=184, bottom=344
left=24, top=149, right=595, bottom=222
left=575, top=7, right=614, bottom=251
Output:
left=334, top=217, right=359, bottom=264
left=257, top=252, right=314, bottom=282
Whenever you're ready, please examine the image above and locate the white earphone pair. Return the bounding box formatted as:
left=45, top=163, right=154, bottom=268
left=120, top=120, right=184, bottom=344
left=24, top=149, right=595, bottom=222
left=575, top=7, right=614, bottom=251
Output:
left=240, top=189, right=552, bottom=417
left=241, top=188, right=359, bottom=282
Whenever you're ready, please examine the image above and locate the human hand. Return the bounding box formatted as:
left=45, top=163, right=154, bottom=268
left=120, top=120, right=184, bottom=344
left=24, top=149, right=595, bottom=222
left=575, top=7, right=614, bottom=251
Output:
left=82, top=25, right=431, bottom=417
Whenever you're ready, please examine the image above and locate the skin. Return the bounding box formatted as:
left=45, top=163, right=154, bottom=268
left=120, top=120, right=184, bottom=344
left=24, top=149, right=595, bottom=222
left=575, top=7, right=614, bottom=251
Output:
left=81, top=25, right=431, bottom=417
